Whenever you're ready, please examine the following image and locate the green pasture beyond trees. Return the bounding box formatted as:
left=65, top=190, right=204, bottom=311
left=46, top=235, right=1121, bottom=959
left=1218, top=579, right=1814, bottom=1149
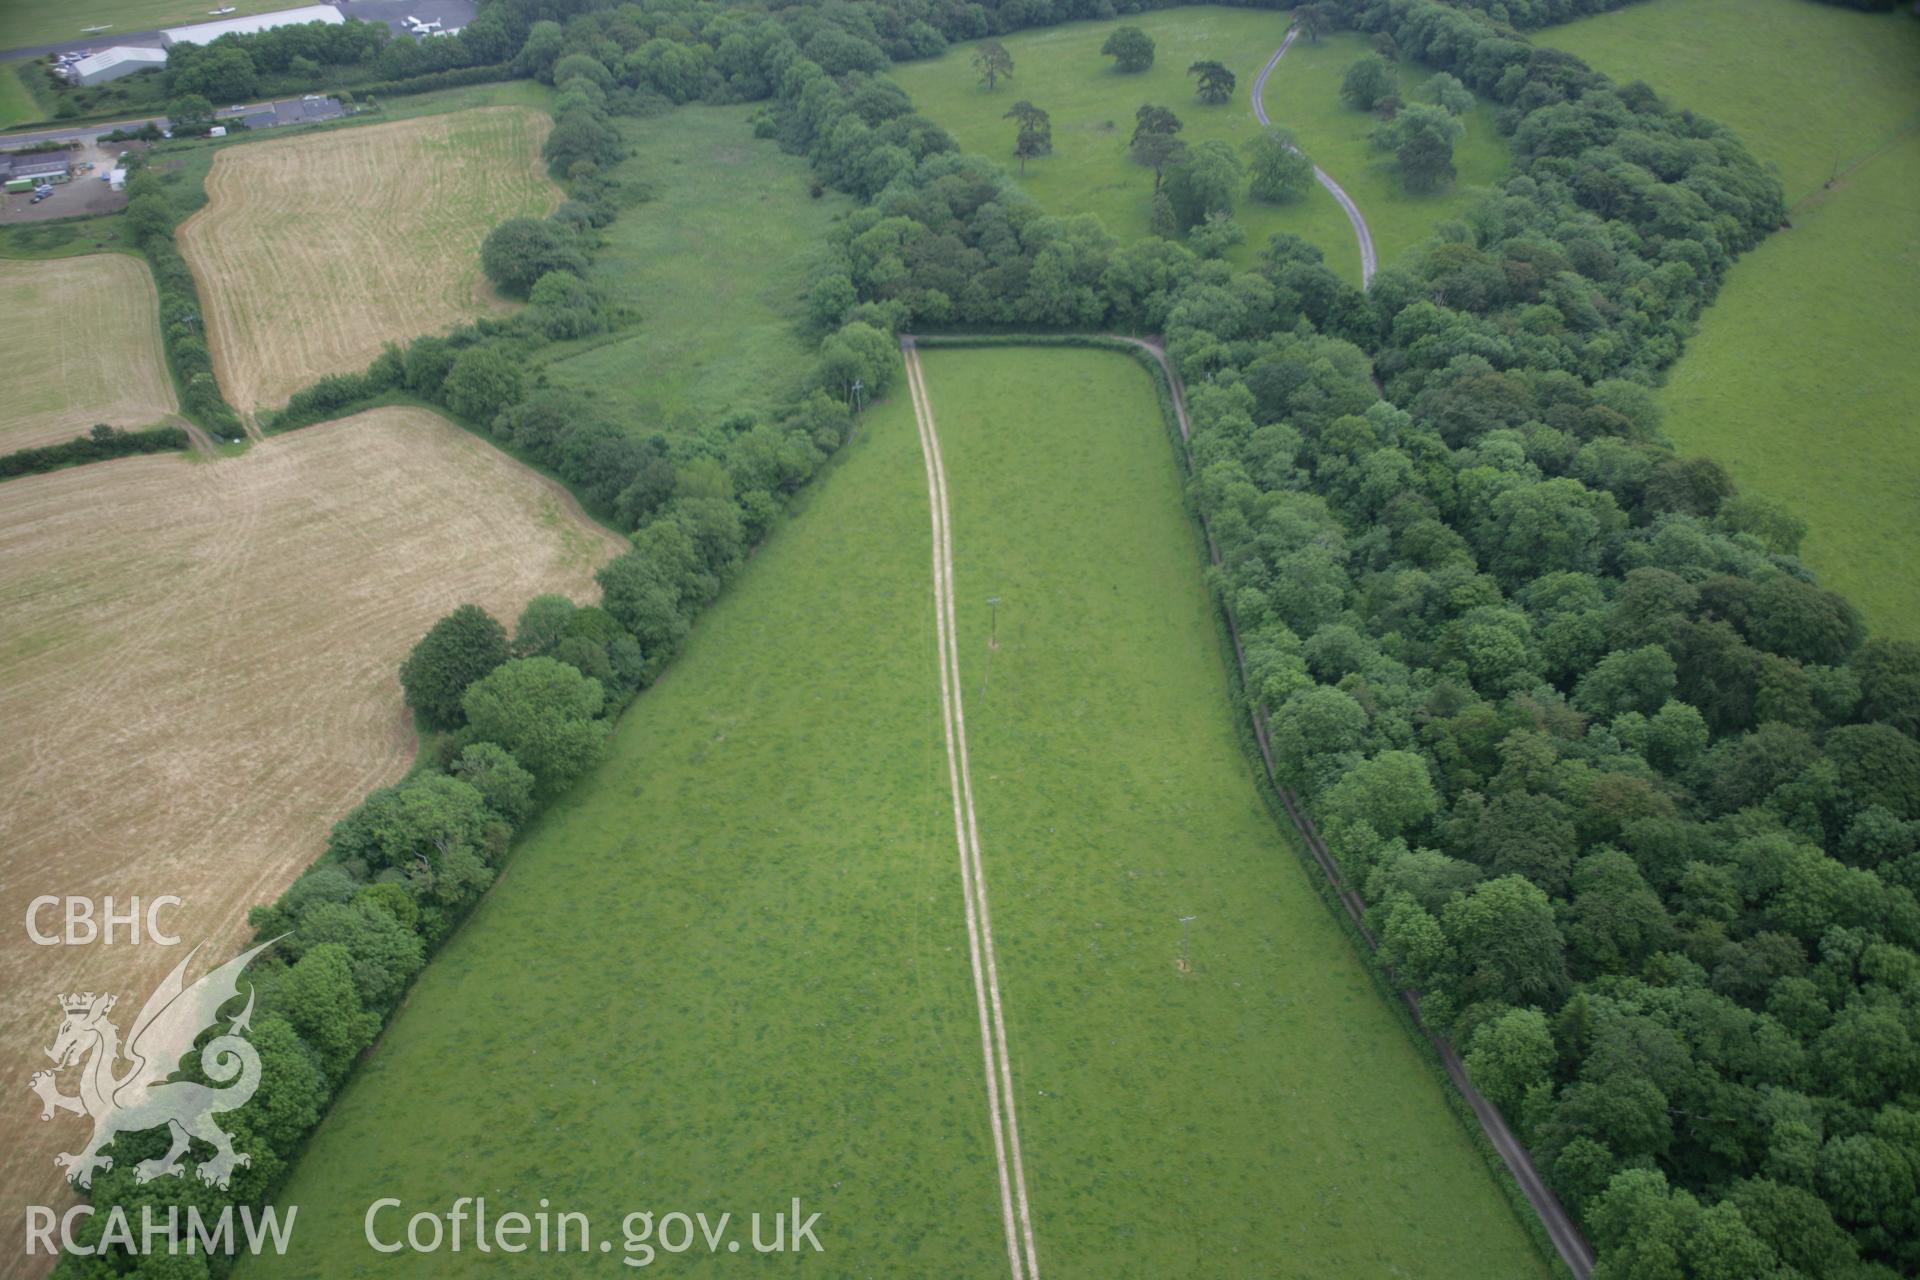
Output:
left=541, top=104, right=850, bottom=432
left=889, top=10, right=1506, bottom=284
left=236, top=347, right=1546, bottom=1276
left=1539, top=0, right=1920, bottom=639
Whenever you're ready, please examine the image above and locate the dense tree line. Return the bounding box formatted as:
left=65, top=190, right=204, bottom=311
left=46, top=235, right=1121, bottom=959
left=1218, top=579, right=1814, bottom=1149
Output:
left=117, top=162, right=247, bottom=441
left=0, top=425, right=189, bottom=479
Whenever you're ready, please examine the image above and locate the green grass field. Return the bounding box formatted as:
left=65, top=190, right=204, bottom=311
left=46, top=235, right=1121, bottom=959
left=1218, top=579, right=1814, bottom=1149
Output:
left=541, top=105, right=851, bottom=433
left=0, top=0, right=289, bottom=51
left=1539, top=0, right=1920, bottom=638
left=890, top=11, right=1506, bottom=284
left=235, top=346, right=1546, bottom=1275
left=238, top=382, right=1012, bottom=1277
left=0, top=63, right=39, bottom=128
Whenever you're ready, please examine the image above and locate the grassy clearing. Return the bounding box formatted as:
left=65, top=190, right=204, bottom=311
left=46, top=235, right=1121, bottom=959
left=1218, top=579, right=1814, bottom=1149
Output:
left=1540, top=0, right=1920, bottom=638
left=1255, top=30, right=1508, bottom=272
left=0, top=252, right=175, bottom=450
left=542, top=104, right=851, bottom=432
left=920, top=345, right=1549, bottom=1276
left=237, top=387, right=1018, bottom=1278
left=0, top=63, right=40, bottom=128
left=177, top=105, right=560, bottom=412
left=890, top=10, right=1505, bottom=284
left=0, top=406, right=624, bottom=1262
left=0, top=0, right=290, bottom=52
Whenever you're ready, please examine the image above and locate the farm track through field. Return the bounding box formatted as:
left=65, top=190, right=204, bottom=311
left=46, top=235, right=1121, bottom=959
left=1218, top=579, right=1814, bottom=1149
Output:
left=901, top=338, right=1041, bottom=1280
left=1253, top=26, right=1378, bottom=286
left=177, top=107, right=560, bottom=412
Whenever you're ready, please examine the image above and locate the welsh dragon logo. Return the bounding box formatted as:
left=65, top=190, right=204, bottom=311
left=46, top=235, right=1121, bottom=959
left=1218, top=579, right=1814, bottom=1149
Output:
left=27, top=938, right=280, bottom=1191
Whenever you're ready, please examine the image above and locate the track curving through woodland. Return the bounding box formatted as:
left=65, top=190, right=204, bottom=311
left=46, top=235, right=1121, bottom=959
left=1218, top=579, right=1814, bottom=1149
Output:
left=1252, top=26, right=1379, bottom=287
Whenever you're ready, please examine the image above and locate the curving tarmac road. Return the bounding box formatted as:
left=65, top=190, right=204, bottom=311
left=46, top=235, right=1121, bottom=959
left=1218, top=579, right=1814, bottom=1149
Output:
left=1251, top=27, right=1378, bottom=287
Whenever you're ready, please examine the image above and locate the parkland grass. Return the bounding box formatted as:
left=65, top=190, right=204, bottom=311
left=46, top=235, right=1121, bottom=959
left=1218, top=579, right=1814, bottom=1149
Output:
left=0, top=405, right=623, bottom=1264
left=0, top=0, right=291, bottom=53
left=917, top=345, right=1549, bottom=1276
left=541, top=104, right=851, bottom=432
left=0, top=63, right=39, bottom=128
left=237, top=385, right=1016, bottom=1278
left=177, top=106, right=561, bottom=412
left=890, top=10, right=1505, bottom=284
left=1540, top=0, right=1920, bottom=638
left=0, top=252, right=175, bottom=451
left=1254, top=30, right=1509, bottom=274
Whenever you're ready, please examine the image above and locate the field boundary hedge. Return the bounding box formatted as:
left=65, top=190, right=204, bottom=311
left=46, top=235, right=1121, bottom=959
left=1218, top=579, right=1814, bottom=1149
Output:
left=0, top=424, right=189, bottom=480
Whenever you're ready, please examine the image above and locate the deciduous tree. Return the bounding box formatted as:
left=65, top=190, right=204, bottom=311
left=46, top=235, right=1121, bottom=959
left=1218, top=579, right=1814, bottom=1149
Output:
left=1101, top=26, right=1155, bottom=73
left=1188, top=59, right=1235, bottom=105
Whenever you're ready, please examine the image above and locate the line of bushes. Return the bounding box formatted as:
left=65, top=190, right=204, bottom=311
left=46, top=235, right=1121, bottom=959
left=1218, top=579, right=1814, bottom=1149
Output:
left=350, top=61, right=519, bottom=100
left=117, top=159, right=247, bottom=442
left=0, top=424, right=189, bottom=480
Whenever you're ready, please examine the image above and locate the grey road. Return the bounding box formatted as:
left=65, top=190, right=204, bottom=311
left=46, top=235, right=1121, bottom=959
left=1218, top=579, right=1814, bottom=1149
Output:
left=1250, top=25, right=1379, bottom=287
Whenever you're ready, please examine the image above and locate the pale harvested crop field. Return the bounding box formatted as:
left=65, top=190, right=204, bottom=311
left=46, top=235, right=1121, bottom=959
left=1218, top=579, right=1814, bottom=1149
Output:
left=0, top=407, right=624, bottom=1273
left=178, top=107, right=560, bottom=412
left=0, top=254, right=177, bottom=452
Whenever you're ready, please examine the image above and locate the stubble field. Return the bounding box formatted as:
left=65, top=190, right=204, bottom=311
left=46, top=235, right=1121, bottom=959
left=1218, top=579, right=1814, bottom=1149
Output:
left=0, top=253, right=176, bottom=451
left=177, top=107, right=560, bottom=413
left=0, top=407, right=624, bottom=1268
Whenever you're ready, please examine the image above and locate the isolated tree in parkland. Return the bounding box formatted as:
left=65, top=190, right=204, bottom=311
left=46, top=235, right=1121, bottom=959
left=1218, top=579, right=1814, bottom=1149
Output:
left=1374, top=103, right=1463, bottom=192
left=399, top=604, right=509, bottom=729
left=481, top=218, right=587, bottom=298
left=1102, top=26, right=1155, bottom=73
left=1294, top=3, right=1329, bottom=42
left=1003, top=100, right=1052, bottom=175
left=1130, top=104, right=1185, bottom=191
left=972, top=40, right=1012, bottom=91
left=461, top=656, right=610, bottom=797
left=1245, top=127, right=1313, bottom=203
left=1340, top=55, right=1393, bottom=112
left=1188, top=60, right=1236, bottom=105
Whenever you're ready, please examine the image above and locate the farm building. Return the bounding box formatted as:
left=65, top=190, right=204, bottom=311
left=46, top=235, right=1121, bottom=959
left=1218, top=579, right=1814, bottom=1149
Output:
left=162, top=4, right=343, bottom=46
left=67, top=46, right=168, bottom=86
left=0, top=154, right=73, bottom=186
